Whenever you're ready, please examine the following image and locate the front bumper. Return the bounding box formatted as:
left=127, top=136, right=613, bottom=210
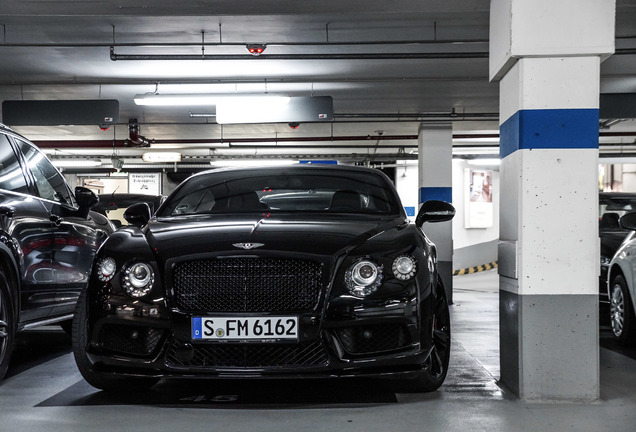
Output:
left=86, top=294, right=434, bottom=380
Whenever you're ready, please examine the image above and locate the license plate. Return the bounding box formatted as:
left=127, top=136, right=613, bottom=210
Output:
left=192, top=316, right=299, bottom=340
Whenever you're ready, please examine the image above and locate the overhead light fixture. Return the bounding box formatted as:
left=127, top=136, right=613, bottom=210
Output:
left=216, top=96, right=331, bottom=124
left=467, top=158, right=501, bottom=166
left=142, top=152, right=182, bottom=162
left=134, top=94, right=221, bottom=106
left=210, top=159, right=298, bottom=168
left=134, top=94, right=290, bottom=107
left=218, top=96, right=290, bottom=111
left=452, top=147, right=499, bottom=156
left=52, top=159, right=102, bottom=168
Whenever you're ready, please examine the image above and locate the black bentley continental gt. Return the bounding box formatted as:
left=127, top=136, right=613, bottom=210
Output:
left=73, top=165, right=455, bottom=392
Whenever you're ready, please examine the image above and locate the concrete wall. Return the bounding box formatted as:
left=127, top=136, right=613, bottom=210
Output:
left=452, top=159, right=500, bottom=268
left=394, top=162, right=420, bottom=222
left=394, top=159, right=500, bottom=270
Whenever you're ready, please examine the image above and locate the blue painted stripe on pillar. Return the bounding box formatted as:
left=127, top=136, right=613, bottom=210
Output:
left=419, top=187, right=452, bottom=204
left=500, top=109, right=599, bottom=159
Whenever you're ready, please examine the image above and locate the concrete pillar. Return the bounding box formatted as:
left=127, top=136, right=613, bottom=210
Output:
left=418, top=124, right=453, bottom=303
left=490, top=0, right=615, bottom=401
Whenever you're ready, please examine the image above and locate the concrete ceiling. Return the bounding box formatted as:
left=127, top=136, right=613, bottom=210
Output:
left=1, top=0, right=635, bottom=169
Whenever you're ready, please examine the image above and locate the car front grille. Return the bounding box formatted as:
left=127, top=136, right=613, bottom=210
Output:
left=171, top=257, right=323, bottom=312
left=166, top=340, right=329, bottom=369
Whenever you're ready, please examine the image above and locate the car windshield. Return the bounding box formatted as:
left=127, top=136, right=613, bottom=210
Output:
left=157, top=167, right=401, bottom=217
left=599, top=193, right=636, bottom=230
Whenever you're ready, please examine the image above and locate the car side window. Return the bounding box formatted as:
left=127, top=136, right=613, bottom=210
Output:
left=16, top=139, right=76, bottom=207
left=0, top=134, right=30, bottom=194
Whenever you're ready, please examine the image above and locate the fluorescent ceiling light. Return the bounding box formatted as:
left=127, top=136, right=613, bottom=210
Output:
left=453, top=148, right=499, bottom=156
left=142, top=151, right=182, bottom=162
left=219, top=96, right=291, bottom=110
left=134, top=94, right=290, bottom=107
left=210, top=159, right=298, bottom=168
left=467, top=158, right=501, bottom=166
left=53, top=159, right=102, bottom=168
left=134, top=94, right=220, bottom=106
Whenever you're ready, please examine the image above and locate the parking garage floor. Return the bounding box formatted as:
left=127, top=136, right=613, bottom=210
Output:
left=2, top=270, right=636, bottom=432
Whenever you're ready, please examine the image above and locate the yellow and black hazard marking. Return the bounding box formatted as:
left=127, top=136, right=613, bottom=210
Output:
left=452, top=261, right=498, bottom=276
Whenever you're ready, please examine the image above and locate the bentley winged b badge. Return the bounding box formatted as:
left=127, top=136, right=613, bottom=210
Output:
left=232, top=242, right=265, bottom=250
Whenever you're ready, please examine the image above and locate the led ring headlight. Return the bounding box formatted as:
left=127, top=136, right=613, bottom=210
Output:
left=123, top=262, right=155, bottom=298
left=96, top=257, right=117, bottom=282
left=345, top=259, right=383, bottom=297
left=392, top=255, right=417, bottom=280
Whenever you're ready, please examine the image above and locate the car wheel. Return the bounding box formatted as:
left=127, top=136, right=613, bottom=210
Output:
left=72, top=288, right=160, bottom=392
left=610, top=275, right=636, bottom=346
left=0, top=269, right=16, bottom=382
left=403, top=286, right=451, bottom=392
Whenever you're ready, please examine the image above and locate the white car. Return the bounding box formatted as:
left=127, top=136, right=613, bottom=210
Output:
left=607, top=212, right=636, bottom=345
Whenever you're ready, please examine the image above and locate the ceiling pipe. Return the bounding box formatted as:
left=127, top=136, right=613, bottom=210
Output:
left=186, top=111, right=499, bottom=122
left=1, top=39, right=489, bottom=48
left=336, top=112, right=498, bottom=119
left=109, top=47, right=635, bottom=61
left=32, top=130, right=636, bottom=149
left=2, top=39, right=630, bottom=56
left=3, top=36, right=633, bottom=51
left=110, top=47, right=489, bottom=61
left=50, top=150, right=636, bottom=173
left=125, top=118, right=154, bottom=147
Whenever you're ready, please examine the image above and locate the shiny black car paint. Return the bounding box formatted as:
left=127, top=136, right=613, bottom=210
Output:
left=0, top=124, right=112, bottom=380
left=77, top=166, right=452, bottom=390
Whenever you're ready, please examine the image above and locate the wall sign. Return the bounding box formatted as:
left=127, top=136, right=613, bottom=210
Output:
left=465, top=168, right=493, bottom=228
left=129, top=173, right=161, bottom=195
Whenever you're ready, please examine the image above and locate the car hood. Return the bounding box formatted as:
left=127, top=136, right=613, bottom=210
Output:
left=145, top=214, right=406, bottom=261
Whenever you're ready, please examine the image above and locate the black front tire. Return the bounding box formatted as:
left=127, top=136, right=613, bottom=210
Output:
left=0, top=269, right=16, bottom=382
left=610, top=275, right=636, bottom=346
left=72, top=288, right=160, bottom=392
left=402, top=286, right=451, bottom=392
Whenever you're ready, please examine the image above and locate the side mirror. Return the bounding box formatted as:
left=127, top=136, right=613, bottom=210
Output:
left=415, top=200, right=456, bottom=228
left=620, top=212, right=636, bottom=231
left=74, top=186, right=99, bottom=219
left=124, top=202, right=152, bottom=227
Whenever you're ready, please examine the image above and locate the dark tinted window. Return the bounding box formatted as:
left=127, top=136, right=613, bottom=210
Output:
left=0, top=134, right=29, bottom=194
left=158, top=167, right=401, bottom=217
left=17, top=139, right=76, bottom=206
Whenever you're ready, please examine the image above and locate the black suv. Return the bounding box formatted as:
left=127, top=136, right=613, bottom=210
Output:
left=0, top=123, right=113, bottom=381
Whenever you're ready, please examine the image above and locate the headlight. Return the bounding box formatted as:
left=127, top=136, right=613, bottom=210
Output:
left=345, top=259, right=383, bottom=297
left=123, top=262, right=155, bottom=298
left=392, top=255, right=417, bottom=280
left=96, top=257, right=117, bottom=282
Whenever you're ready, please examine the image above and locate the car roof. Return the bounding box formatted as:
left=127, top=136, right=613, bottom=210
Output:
left=191, top=164, right=388, bottom=179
